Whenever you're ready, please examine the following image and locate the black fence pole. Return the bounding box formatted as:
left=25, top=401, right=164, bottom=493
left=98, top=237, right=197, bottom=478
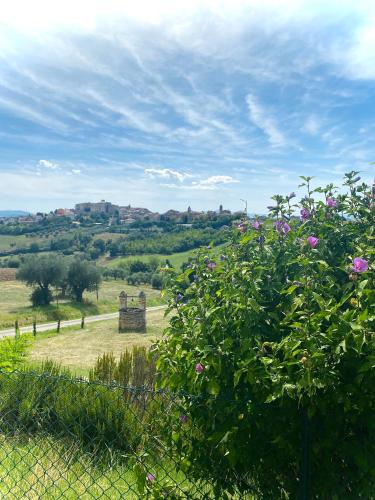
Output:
left=300, top=407, right=311, bottom=500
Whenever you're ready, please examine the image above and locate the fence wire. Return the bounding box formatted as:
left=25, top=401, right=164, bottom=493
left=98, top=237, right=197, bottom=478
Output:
left=0, top=369, right=256, bottom=499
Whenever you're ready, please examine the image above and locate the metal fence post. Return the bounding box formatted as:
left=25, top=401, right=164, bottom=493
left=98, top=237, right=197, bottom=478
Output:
left=300, top=407, right=311, bottom=500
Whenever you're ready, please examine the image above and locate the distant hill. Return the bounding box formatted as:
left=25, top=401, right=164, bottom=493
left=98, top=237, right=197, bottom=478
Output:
left=0, top=210, right=30, bottom=218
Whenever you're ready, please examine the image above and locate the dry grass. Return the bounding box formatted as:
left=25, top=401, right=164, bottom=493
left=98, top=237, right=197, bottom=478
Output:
left=0, top=268, right=17, bottom=281
left=29, top=308, right=168, bottom=373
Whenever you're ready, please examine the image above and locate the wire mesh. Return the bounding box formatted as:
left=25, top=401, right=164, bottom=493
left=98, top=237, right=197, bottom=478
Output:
left=0, top=369, right=249, bottom=499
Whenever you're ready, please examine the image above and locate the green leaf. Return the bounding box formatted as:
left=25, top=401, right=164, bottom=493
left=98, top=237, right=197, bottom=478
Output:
left=207, top=380, right=221, bottom=396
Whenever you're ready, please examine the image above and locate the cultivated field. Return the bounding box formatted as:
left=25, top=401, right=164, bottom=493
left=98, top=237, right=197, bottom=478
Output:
left=0, top=280, right=165, bottom=329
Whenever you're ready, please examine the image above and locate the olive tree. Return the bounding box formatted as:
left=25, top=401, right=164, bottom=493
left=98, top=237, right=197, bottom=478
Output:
left=67, top=259, right=102, bottom=303
left=17, top=255, right=66, bottom=306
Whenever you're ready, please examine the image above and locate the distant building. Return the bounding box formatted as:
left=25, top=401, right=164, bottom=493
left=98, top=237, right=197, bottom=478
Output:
left=75, top=200, right=119, bottom=215
left=54, top=208, right=66, bottom=217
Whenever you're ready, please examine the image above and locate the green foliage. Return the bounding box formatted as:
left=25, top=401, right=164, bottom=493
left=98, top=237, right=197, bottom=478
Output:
left=155, top=172, right=374, bottom=498
left=67, top=259, right=102, bottom=302
left=106, top=227, right=228, bottom=257
left=0, top=335, right=31, bottom=370
left=151, top=274, right=164, bottom=290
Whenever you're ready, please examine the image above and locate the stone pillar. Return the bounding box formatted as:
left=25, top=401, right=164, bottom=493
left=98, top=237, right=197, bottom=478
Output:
left=139, top=291, right=146, bottom=310
left=119, top=291, right=127, bottom=310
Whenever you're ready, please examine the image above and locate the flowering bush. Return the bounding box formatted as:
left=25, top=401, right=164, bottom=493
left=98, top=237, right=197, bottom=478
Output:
left=155, top=172, right=374, bottom=498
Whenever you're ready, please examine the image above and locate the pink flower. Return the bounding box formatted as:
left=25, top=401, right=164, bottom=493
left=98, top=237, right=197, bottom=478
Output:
left=300, top=208, right=311, bottom=220
left=274, top=220, right=291, bottom=235
left=195, top=363, right=204, bottom=374
left=146, top=473, right=155, bottom=482
left=352, top=257, right=369, bottom=273
left=238, top=223, right=247, bottom=233
left=207, top=261, right=216, bottom=271
left=307, top=236, right=319, bottom=248
left=180, top=414, right=188, bottom=424
left=326, top=197, right=337, bottom=208
left=252, top=220, right=262, bottom=230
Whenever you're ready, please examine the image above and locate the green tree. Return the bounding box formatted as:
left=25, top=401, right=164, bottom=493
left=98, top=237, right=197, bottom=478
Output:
left=67, top=259, right=102, bottom=302
left=17, top=255, right=66, bottom=306
left=29, top=242, right=40, bottom=253
left=93, top=238, right=106, bottom=254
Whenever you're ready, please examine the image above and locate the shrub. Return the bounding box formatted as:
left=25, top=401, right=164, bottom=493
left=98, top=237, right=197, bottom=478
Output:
left=90, top=346, right=157, bottom=388
left=151, top=273, right=164, bottom=290
left=0, top=363, right=142, bottom=456
left=155, top=172, right=374, bottom=498
left=0, top=335, right=31, bottom=370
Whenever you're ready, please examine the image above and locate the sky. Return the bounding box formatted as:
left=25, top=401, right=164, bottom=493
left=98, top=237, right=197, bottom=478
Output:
left=0, top=0, right=374, bottom=213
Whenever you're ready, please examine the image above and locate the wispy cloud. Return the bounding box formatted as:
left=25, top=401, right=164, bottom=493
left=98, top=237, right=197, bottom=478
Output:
left=0, top=1, right=374, bottom=212
left=246, top=94, right=286, bottom=147
left=192, top=175, right=239, bottom=190
left=302, top=116, right=321, bottom=135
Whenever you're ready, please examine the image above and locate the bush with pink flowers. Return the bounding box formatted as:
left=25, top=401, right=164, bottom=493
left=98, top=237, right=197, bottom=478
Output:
left=155, top=171, right=374, bottom=498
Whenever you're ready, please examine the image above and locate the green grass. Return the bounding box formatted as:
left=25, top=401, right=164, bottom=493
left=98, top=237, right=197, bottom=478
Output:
left=28, top=309, right=167, bottom=375
left=0, top=432, right=213, bottom=499
left=0, top=280, right=165, bottom=329
left=0, top=234, right=50, bottom=252
left=0, top=435, right=138, bottom=499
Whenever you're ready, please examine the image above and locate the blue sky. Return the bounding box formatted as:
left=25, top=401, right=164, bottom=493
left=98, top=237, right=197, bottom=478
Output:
left=0, top=0, right=374, bottom=213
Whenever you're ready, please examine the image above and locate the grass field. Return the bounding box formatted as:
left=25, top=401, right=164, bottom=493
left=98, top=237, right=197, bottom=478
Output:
left=28, top=309, right=167, bottom=374
left=0, top=234, right=50, bottom=252
left=0, top=280, right=165, bottom=329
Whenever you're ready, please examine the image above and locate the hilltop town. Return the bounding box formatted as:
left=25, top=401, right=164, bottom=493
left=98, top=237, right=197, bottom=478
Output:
left=0, top=200, right=237, bottom=225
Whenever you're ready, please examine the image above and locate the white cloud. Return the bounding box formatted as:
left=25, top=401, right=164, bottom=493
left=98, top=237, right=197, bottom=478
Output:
left=71, top=169, right=81, bottom=175
left=145, top=168, right=192, bottom=182
left=246, top=94, right=286, bottom=147
left=38, top=159, right=59, bottom=169
left=163, top=174, right=239, bottom=190
left=335, top=17, right=375, bottom=79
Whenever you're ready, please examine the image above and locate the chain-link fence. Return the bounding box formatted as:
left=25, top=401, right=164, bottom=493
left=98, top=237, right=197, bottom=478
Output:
left=0, top=369, right=214, bottom=499
left=0, top=369, right=316, bottom=499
